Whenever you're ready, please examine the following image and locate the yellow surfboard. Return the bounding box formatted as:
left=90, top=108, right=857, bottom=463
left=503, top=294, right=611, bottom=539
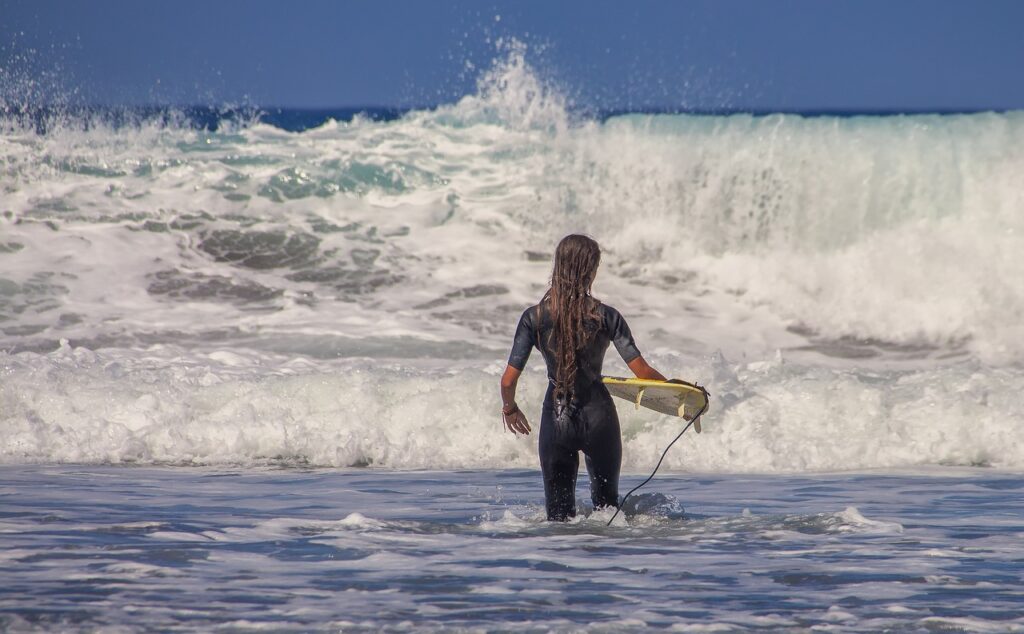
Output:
left=602, top=376, right=709, bottom=433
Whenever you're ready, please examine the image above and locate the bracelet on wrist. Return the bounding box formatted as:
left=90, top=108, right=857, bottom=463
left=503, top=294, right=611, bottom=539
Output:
left=502, top=402, right=519, bottom=416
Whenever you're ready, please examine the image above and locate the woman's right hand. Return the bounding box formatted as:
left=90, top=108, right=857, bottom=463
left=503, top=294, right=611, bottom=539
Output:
left=503, top=410, right=532, bottom=436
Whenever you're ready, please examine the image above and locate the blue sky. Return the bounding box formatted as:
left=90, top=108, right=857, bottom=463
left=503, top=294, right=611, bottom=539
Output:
left=2, top=0, right=1023, bottom=112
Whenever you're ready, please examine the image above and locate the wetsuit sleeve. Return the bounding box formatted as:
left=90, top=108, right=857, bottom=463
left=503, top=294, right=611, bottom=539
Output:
left=507, top=308, right=535, bottom=370
left=605, top=306, right=642, bottom=364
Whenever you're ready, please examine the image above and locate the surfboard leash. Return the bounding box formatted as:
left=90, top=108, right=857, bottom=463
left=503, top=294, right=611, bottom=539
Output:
left=606, top=383, right=710, bottom=527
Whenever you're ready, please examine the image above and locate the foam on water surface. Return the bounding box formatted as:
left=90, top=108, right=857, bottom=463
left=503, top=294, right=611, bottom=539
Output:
left=2, top=50, right=1023, bottom=364
left=1, top=465, right=1022, bottom=632
left=3, top=342, right=1023, bottom=471
left=3, top=61, right=1023, bottom=471
left=3, top=45, right=1024, bottom=630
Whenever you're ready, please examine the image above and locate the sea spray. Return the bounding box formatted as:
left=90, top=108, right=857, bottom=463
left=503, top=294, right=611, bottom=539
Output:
left=2, top=46, right=1023, bottom=470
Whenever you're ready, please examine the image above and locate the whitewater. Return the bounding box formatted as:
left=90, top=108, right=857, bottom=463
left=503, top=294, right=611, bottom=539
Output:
left=3, top=49, right=1023, bottom=471
left=2, top=47, right=1024, bottom=632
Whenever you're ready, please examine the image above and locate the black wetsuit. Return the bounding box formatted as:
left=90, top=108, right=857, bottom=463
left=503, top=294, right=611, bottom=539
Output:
left=507, top=301, right=642, bottom=521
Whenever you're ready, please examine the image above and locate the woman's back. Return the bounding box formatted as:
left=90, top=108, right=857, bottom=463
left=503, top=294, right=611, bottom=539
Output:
left=507, top=300, right=642, bottom=393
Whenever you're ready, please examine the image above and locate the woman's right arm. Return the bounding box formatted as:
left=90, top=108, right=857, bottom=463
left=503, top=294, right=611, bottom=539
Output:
left=607, top=306, right=666, bottom=381
left=627, top=355, right=667, bottom=381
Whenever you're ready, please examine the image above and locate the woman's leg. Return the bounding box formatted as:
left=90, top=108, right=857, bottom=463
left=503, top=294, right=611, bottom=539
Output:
left=539, top=401, right=580, bottom=521
left=582, top=393, right=622, bottom=510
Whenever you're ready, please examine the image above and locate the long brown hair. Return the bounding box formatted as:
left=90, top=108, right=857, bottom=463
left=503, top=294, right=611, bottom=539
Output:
left=542, top=234, right=602, bottom=402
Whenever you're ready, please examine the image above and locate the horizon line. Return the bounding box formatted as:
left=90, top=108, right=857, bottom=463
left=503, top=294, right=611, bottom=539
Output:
left=7, top=103, right=1020, bottom=116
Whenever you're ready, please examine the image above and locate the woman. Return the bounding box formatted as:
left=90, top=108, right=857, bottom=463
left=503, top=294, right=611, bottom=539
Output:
left=499, top=234, right=669, bottom=521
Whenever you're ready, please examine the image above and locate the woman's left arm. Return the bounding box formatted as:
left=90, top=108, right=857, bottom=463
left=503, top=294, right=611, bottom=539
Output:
left=500, top=365, right=532, bottom=435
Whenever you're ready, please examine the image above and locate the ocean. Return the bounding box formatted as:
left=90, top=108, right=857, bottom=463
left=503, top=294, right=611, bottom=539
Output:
left=2, top=48, right=1023, bottom=631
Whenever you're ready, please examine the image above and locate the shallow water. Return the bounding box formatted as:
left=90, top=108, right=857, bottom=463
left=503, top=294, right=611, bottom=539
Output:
left=2, top=465, right=1022, bottom=632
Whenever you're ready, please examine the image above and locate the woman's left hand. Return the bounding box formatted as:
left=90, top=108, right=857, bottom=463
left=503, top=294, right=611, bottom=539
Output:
left=503, top=410, right=532, bottom=436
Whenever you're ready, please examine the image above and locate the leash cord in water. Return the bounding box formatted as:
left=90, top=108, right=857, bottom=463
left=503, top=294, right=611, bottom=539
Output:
left=606, top=384, right=710, bottom=527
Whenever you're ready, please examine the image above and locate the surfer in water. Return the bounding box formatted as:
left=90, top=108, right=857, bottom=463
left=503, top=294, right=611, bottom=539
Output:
left=500, top=234, right=669, bottom=521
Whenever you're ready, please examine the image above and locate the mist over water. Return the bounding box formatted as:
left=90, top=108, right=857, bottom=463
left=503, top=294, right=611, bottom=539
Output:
left=2, top=45, right=1023, bottom=471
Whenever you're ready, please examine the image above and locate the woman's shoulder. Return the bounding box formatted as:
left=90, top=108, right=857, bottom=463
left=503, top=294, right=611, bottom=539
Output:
left=594, top=301, right=631, bottom=329
left=518, top=302, right=542, bottom=324
left=594, top=300, right=623, bottom=318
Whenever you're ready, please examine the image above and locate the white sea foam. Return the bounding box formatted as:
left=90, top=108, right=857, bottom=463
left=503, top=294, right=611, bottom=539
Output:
left=2, top=343, right=1022, bottom=471
left=2, top=62, right=1022, bottom=361
left=2, top=47, right=1023, bottom=471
